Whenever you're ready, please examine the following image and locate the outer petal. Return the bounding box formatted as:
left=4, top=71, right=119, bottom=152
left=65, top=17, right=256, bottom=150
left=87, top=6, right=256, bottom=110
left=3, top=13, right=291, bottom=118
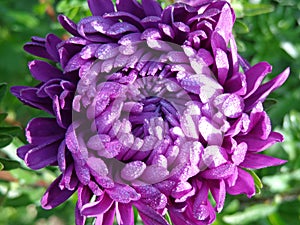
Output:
left=116, top=203, right=134, bottom=225
left=243, top=62, right=272, bottom=99
left=236, top=131, right=283, bottom=152
left=26, top=117, right=65, bottom=145
left=88, top=0, right=115, bottom=16
left=134, top=201, right=169, bottom=225
left=240, top=153, right=287, bottom=169
left=41, top=175, right=76, bottom=209
left=142, top=0, right=163, bottom=17
left=58, top=14, right=79, bottom=36
left=116, top=0, right=144, bottom=18
left=227, top=168, right=255, bottom=198
left=24, top=141, right=60, bottom=170
left=208, top=179, right=226, bottom=212
left=244, top=68, right=289, bottom=111
left=81, top=193, right=114, bottom=217
left=29, top=60, right=63, bottom=82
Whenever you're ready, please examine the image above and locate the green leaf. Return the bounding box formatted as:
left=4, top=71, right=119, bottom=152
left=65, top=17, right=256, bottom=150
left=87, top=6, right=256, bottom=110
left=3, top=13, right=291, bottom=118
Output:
left=248, top=170, right=263, bottom=194
left=4, top=194, right=32, bottom=207
left=10, top=168, right=40, bottom=185
left=0, top=113, right=7, bottom=122
left=0, top=158, right=21, bottom=170
left=0, top=162, right=3, bottom=171
left=0, top=126, right=22, bottom=137
left=263, top=98, right=278, bottom=111
left=234, top=20, right=249, bottom=34
left=165, top=212, right=173, bottom=225
left=223, top=204, right=277, bottom=224
left=243, top=3, right=275, bottom=17
left=0, top=134, right=13, bottom=148
left=0, top=83, right=7, bottom=102
left=268, top=212, right=286, bottom=225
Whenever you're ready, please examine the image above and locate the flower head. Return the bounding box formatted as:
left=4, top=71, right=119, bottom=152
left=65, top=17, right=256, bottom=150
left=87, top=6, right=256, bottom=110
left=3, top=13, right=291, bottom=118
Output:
left=12, top=0, right=289, bottom=224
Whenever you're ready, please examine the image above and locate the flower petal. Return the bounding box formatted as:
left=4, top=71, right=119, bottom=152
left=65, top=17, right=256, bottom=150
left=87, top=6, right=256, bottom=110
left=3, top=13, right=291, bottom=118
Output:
left=227, top=168, right=255, bottom=198
left=41, top=175, right=76, bottom=209
left=116, top=203, right=134, bottom=225
left=134, top=201, right=169, bottom=225
left=240, top=153, right=287, bottom=169
left=88, top=0, right=115, bottom=16
left=81, top=193, right=114, bottom=217
left=244, top=68, right=290, bottom=111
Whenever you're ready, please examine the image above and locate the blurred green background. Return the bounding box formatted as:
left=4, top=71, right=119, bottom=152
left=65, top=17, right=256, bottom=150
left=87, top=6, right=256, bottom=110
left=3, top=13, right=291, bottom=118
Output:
left=0, top=0, right=300, bottom=224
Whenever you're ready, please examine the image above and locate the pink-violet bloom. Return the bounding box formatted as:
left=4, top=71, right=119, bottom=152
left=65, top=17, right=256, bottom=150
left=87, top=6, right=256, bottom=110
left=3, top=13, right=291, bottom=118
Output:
left=11, top=0, right=289, bottom=224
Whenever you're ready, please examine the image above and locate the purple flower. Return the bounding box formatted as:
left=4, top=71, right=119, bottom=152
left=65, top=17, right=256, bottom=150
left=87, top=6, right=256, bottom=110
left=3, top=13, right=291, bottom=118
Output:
left=12, top=0, right=289, bottom=224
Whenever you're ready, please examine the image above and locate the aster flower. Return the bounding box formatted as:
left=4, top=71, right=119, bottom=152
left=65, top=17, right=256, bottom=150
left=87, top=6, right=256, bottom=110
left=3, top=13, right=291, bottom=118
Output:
left=12, top=0, right=289, bottom=225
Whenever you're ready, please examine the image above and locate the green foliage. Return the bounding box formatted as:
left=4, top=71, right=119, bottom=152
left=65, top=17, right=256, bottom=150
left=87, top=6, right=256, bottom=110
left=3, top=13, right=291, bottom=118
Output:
left=0, top=0, right=300, bottom=225
left=223, top=204, right=277, bottom=225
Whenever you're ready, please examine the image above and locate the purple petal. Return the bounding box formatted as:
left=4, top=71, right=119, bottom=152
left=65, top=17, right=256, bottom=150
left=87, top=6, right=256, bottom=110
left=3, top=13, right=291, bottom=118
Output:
left=134, top=201, right=169, bottom=225
left=201, top=163, right=235, bottom=179
left=120, top=161, right=146, bottom=181
left=161, top=5, right=172, bottom=24
left=77, top=16, right=113, bottom=35
left=17, top=144, right=33, bottom=160
left=25, top=141, right=60, bottom=170
left=213, top=93, right=244, bottom=118
left=107, top=22, right=139, bottom=37
left=88, top=181, right=103, bottom=196
left=58, top=14, right=79, bottom=36
left=236, top=131, right=283, bottom=152
left=215, top=48, right=229, bottom=85
left=116, top=0, right=144, bottom=18
left=88, top=0, right=115, bottom=16
left=209, top=180, right=226, bottom=212
left=193, top=182, right=216, bottom=223
left=171, top=181, right=193, bottom=199
left=86, top=157, right=108, bottom=177
left=41, top=174, right=76, bottom=209
left=59, top=164, right=78, bottom=190
left=77, top=184, right=93, bottom=208
left=248, top=111, right=271, bottom=140
left=214, top=2, right=234, bottom=44
left=81, top=193, right=114, bottom=216
left=142, top=0, right=162, bottom=17
left=169, top=208, right=202, bottom=225
left=16, top=87, right=53, bottom=114
left=187, top=7, right=220, bottom=24
left=159, top=23, right=175, bottom=39
left=227, top=168, right=255, bottom=198
left=244, top=68, right=290, bottom=111
left=65, top=53, right=88, bottom=73
left=45, top=34, right=61, bottom=62
left=141, top=28, right=162, bottom=40
left=24, top=42, right=52, bottom=60
left=231, top=142, right=247, bottom=166
left=28, top=60, right=63, bottom=82
left=135, top=185, right=167, bottom=209
left=102, top=205, right=116, bottom=225
left=141, top=16, right=161, bottom=28
left=116, top=203, right=134, bottom=225
left=26, top=117, right=64, bottom=145
left=240, top=153, right=287, bottom=169
left=106, top=184, right=140, bottom=203
left=224, top=72, right=247, bottom=95
left=80, top=44, right=100, bottom=59
left=104, top=11, right=143, bottom=30
left=118, top=33, right=141, bottom=45
left=243, top=62, right=272, bottom=98
left=57, top=140, right=67, bottom=172
left=95, top=43, right=119, bottom=60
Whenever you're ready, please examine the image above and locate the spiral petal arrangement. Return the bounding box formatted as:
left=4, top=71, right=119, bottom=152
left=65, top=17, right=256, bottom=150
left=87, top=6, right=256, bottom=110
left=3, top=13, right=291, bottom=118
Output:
left=12, top=0, right=289, bottom=224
